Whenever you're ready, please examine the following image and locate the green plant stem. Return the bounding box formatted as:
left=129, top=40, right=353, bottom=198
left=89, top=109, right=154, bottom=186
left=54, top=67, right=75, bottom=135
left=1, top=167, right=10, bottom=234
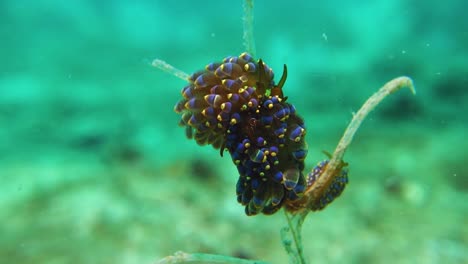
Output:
left=304, top=76, right=415, bottom=206
left=155, top=251, right=270, bottom=264
left=152, top=59, right=189, bottom=81
left=280, top=76, right=415, bottom=264
left=243, top=0, right=256, bottom=57
left=282, top=211, right=309, bottom=264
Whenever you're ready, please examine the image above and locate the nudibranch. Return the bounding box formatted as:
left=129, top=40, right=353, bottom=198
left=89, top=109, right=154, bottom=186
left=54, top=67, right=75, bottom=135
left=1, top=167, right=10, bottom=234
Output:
left=174, top=52, right=310, bottom=215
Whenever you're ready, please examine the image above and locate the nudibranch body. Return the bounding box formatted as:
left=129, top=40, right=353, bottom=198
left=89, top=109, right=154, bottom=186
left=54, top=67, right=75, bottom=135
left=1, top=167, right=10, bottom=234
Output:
left=174, top=53, right=309, bottom=215
left=304, top=160, right=348, bottom=211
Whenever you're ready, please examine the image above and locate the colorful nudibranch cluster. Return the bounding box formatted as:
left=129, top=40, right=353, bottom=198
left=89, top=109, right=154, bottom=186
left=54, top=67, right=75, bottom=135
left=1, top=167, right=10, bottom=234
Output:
left=174, top=53, right=309, bottom=215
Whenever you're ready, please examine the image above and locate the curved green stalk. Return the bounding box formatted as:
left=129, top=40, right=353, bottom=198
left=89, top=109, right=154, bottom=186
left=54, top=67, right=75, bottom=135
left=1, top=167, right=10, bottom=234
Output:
left=155, top=251, right=269, bottom=264
left=280, top=76, right=415, bottom=264
left=304, top=76, right=415, bottom=205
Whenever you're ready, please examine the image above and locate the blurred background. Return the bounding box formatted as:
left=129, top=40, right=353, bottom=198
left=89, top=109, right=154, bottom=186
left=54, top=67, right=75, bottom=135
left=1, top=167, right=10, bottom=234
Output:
left=1, top=0, right=467, bottom=263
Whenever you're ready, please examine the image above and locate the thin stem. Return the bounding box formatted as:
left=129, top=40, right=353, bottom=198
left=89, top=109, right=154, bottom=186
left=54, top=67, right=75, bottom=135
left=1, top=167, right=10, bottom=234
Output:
left=280, top=226, right=299, bottom=264
left=152, top=59, right=190, bottom=81
left=155, top=251, right=269, bottom=264
left=285, top=212, right=301, bottom=264
left=243, top=0, right=256, bottom=57
left=293, top=213, right=308, bottom=264
left=305, top=76, right=415, bottom=202
left=282, top=211, right=308, bottom=264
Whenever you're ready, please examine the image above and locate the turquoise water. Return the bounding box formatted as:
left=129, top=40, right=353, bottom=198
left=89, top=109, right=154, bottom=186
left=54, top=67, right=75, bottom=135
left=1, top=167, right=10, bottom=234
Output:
left=1, top=1, right=467, bottom=263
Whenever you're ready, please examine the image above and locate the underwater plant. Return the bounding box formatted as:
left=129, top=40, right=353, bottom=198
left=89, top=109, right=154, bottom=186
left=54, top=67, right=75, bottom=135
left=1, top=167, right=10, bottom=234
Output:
left=154, top=1, right=414, bottom=263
